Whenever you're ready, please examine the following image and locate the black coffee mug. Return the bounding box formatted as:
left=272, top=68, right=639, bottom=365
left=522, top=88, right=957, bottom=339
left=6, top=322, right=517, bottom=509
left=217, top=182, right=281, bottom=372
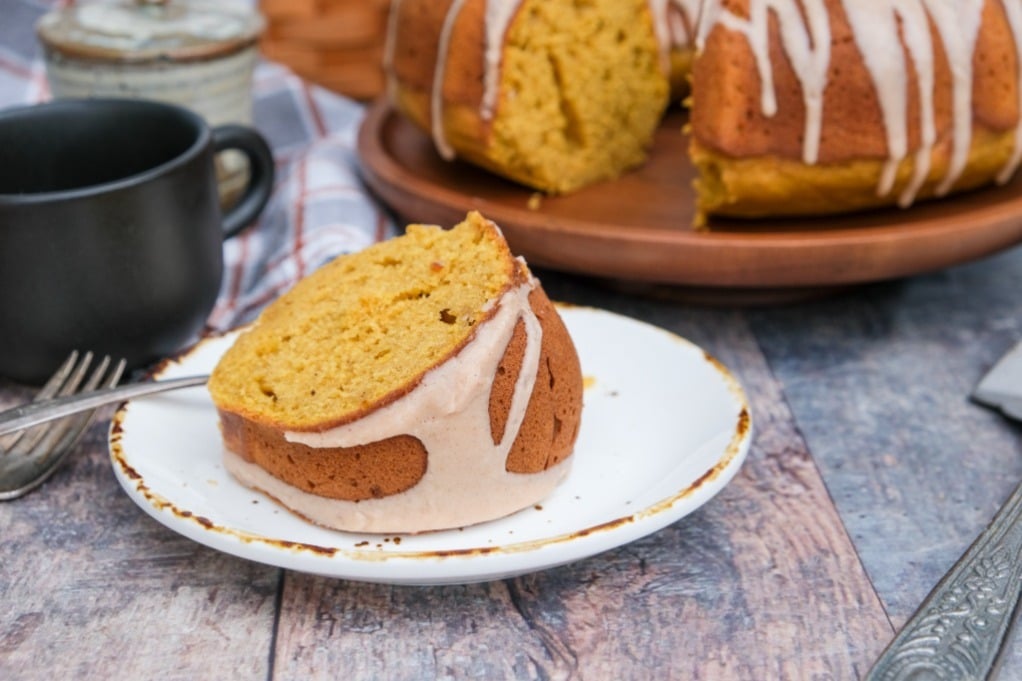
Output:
left=0, top=98, right=274, bottom=384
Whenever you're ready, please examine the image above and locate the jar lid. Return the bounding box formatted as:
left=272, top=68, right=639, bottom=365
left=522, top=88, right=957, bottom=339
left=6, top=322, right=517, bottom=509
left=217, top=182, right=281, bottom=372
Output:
left=37, top=0, right=265, bottom=62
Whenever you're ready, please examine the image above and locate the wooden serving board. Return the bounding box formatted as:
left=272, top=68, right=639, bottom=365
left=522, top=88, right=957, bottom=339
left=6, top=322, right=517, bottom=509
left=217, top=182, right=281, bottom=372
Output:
left=357, top=99, right=1022, bottom=297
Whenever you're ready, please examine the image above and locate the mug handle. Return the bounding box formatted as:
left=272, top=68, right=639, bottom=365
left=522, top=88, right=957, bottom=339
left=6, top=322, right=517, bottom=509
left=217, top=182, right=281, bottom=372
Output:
left=212, top=125, right=275, bottom=239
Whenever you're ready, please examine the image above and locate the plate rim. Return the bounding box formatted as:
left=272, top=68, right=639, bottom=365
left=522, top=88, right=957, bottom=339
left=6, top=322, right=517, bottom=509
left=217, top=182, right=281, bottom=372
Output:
left=108, top=306, right=752, bottom=584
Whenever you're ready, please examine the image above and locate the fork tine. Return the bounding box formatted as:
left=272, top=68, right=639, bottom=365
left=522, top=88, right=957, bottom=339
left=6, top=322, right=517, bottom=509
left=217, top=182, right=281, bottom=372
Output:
left=26, top=354, right=113, bottom=459
left=35, top=351, right=80, bottom=402
left=102, top=358, right=127, bottom=391
left=3, top=351, right=91, bottom=454
left=10, top=356, right=125, bottom=497
left=52, top=357, right=125, bottom=451
left=56, top=350, right=94, bottom=397
left=81, top=354, right=111, bottom=393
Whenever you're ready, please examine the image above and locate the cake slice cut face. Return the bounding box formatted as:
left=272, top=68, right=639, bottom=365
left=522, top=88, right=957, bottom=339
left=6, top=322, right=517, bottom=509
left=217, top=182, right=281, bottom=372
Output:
left=207, top=212, right=583, bottom=533
left=384, top=0, right=670, bottom=194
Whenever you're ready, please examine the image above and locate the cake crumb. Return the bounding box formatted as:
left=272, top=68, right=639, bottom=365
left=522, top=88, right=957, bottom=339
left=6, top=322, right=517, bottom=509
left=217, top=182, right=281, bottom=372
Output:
left=527, top=193, right=543, bottom=210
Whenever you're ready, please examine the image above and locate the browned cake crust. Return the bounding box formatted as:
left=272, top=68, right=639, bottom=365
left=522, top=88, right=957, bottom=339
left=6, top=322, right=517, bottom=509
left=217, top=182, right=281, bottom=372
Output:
left=385, top=0, right=669, bottom=194
left=387, top=0, right=513, bottom=153
left=691, top=0, right=1019, bottom=164
left=215, top=284, right=582, bottom=502
left=496, top=288, right=582, bottom=474
left=687, top=0, right=1022, bottom=219
left=388, top=0, right=491, bottom=112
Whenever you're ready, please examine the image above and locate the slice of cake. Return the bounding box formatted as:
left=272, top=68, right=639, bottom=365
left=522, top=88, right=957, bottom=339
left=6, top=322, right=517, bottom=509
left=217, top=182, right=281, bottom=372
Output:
left=207, top=211, right=583, bottom=533
left=384, top=0, right=670, bottom=194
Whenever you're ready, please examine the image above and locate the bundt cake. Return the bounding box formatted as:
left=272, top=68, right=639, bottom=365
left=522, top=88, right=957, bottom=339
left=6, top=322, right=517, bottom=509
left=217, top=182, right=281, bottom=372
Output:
left=384, top=0, right=1022, bottom=222
left=383, top=0, right=670, bottom=194
left=690, top=0, right=1022, bottom=219
left=207, top=211, right=583, bottom=534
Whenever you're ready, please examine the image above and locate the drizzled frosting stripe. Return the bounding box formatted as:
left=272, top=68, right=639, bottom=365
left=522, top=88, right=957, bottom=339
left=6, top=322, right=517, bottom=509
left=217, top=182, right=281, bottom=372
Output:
left=715, top=0, right=830, bottom=164
left=268, top=279, right=556, bottom=534
left=663, top=0, right=706, bottom=48
left=700, top=0, right=1022, bottom=205
left=998, top=0, right=1022, bottom=184
left=387, top=0, right=1022, bottom=204
left=387, top=0, right=672, bottom=161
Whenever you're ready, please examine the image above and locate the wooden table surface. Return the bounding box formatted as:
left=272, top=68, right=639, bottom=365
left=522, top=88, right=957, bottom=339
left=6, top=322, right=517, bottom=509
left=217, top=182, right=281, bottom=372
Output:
left=3, top=241, right=1022, bottom=679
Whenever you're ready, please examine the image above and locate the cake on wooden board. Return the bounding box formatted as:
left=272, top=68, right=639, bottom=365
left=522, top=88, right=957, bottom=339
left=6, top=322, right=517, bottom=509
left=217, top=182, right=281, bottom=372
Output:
left=207, top=211, right=583, bottom=533
left=384, top=0, right=1022, bottom=222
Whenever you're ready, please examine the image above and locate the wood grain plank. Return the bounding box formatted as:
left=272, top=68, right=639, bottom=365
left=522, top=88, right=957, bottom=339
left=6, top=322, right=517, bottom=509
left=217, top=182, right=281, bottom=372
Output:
left=747, top=247, right=1022, bottom=676
left=0, top=418, right=280, bottom=681
left=268, top=278, right=893, bottom=680
left=747, top=249, right=1022, bottom=617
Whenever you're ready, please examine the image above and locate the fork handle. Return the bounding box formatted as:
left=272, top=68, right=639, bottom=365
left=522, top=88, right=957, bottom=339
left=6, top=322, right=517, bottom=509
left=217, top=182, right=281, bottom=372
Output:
left=0, top=375, right=209, bottom=437
left=864, top=478, right=1022, bottom=680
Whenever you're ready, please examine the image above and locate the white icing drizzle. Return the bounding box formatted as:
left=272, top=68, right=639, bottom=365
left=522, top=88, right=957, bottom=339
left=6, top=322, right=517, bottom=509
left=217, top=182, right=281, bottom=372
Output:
left=700, top=0, right=1022, bottom=204
left=223, top=448, right=569, bottom=535
left=845, top=1, right=931, bottom=202
left=694, top=0, right=721, bottom=51
left=482, top=1, right=522, bottom=118
left=716, top=0, right=831, bottom=164
left=845, top=0, right=985, bottom=205
left=998, top=0, right=1022, bottom=184
left=382, top=0, right=404, bottom=108
left=427, top=0, right=525, bottom=159
left=430, top=0, right=470, bottom=160
left=673, top=0, right=707, bottom=47
left=233, top=278, right=562, bottom=534
left=842, top=3, right=906, bottom=195
left=925, top=0, right=984, bottom=196
left=390, top=0, right=1022, bottom=199
left=407, top=0, right=672, bottom=161
left=901, top=1, right=938, bottom=205
left=649, top=0, right=704, bottom=71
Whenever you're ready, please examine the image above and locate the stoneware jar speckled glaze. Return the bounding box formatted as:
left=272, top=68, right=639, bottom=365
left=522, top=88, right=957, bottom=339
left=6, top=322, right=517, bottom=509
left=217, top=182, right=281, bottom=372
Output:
left=36, top=0, right=265, bottom=205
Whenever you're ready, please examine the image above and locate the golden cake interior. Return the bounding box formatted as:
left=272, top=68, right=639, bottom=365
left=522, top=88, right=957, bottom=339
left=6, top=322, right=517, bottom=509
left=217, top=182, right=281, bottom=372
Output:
left=386, top=0, right=1022, bottom=222
left=387, top=0, right=670, bottom=194
left=207, top=212, right=583, bottom=529
left=208, top=213, right=516, bottom=431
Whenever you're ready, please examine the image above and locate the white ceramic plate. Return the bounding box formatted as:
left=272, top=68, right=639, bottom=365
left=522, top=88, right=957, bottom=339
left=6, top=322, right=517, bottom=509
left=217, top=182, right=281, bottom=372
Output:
left=109, top=306, right=752, bottom=585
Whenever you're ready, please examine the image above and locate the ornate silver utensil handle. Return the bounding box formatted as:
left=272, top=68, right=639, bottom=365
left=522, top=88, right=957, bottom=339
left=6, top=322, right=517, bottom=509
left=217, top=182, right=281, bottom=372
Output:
left=865, top=479, right=1022, bottom=680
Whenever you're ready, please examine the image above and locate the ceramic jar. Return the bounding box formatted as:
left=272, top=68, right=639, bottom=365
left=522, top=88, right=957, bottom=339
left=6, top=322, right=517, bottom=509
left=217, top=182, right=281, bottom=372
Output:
left=36, top=0, right=266, bottom=204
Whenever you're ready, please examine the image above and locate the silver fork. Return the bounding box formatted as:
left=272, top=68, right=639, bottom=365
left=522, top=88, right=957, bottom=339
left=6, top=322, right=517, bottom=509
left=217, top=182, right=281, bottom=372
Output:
left=0, top=351, right=125, bottom=500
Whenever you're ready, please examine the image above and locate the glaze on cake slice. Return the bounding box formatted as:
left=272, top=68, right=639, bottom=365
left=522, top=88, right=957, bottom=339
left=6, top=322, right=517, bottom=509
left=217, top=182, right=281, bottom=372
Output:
left=208, top=212, right=583, bottom=533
